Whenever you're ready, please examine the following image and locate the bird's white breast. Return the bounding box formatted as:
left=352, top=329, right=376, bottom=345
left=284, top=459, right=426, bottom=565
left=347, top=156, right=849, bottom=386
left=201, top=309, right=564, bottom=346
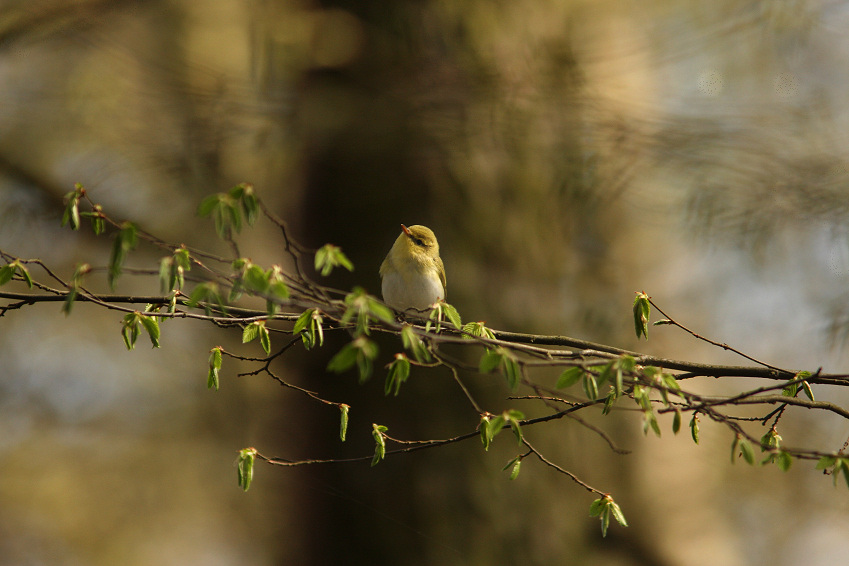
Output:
left=381, top=270, right=444, bottom=311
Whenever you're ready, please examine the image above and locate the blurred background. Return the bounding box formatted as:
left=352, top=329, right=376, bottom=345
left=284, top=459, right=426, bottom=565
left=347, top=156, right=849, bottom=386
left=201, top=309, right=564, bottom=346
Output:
left=1, top=0, right=849, bottom=564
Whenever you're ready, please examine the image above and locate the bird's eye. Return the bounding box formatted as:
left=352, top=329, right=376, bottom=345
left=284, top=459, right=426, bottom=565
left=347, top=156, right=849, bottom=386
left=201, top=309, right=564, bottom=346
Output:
left=414, top=238, right=425, bottom=247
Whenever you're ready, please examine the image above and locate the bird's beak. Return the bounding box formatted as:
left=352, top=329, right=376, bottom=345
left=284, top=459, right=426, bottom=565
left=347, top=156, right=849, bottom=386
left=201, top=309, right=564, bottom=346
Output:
left=401, top=224, right=411, bottom=236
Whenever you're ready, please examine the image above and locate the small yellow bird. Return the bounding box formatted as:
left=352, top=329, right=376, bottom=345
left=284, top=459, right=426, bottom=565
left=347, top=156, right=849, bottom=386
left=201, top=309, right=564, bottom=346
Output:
left=380, top=224, right=446, bottom=311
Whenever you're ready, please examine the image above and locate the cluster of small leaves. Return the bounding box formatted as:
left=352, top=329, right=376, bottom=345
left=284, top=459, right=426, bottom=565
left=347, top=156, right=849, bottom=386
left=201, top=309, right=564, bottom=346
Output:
left=633, top=292, right=651, bottom=340
left=730, top=433, right=756, bottom=465
left=462, top=321, right=496, bottom=340
left=340, top=287, right=394, bottom=336
left=186, top=282, right=227, bottom=316
left=816, top=456, right=849, bottom=489
left=328, top=336, right=380, bottom=383
left=0, top=259, right=33, bottom=288
left=121, top=311, right=160, bottom=350
left=480, top=347, right=522, bottom=390
left=400, top=325, right=431, bottom=363
left=425, top=301, right=462, bottom=333
left=385, top=354, right=411, bottom=396
left=231, top=259, right=290, bottom=313
left=243, top=320, right=271, bottom=354
left=371, top=424, right=388, bottom=466
left=589, top=495, right=628, bottom=537
left=635, top=366, right=681, bottom=437
left=326, top=288, right=394, bottom=382
left=237, top=447, right=257, bottom=491
left=197, top=183, right=259, bottom=239
left=783, top=370, right=815, bottom=401
left=159, top=247, right=191, bottom=293
left=556, top=356, right=635, bottom=405
left=293, top=308, right=324, bottom=349
left=208, top=346, right=223, bottom=390
left=62, top=183, right=105, bottom=234
left=480, top=409, right=524, bottom=451
left=759, top=428, right=792, bottom=470
left=502, top=454, right=524, bottom=480
left=314, top=244, right=354, bottom=276
left=62, top=263, right=91, bottom=315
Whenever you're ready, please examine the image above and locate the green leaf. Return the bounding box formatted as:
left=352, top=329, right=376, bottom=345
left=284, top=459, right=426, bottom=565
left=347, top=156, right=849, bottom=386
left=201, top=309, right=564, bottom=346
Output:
left=441, top=302, right=463, bottom=329
left=609, top=501, right=628, bottom=528
left=840, top=459, right=849, bottom=489
left=328, top=337, right=378, bottom=383
left=589, top=495, right=624, bottom=538
left=506, top=409, right=525, bottom=444
left=602, top=390, right=617, bottom=415
left=400, top=325, right=432, bottom=363
left=315, top=244, right=354, bottom=276
left=61, top=187, right=82, bottom=230
left=197, top=193, right=222, bottom=217
left=62, top=263, right=90, bottom=316
left=783, top=371, right=814, bottom=400
left=776, top=451, right=793, bottom=472
left=293, top=309, right=314, bottom=335
left=385, top=354, right=411, bottom=396
left=589, top=498, right=605, bottom=517
left=259, top=324, right=271, bottom=354
left=371, top=424, right=388, bottom=466
left=341, top=287, right=388, bottom=336
left=242, top=321, right=261, bottom=344
left=121, top=312, right=141, bottom=350
left=0, top=264, right=13, bottom=286
left=633, top=292, right=650, bottom=340
left=739, top=438, right=755, bottom=465
left=2, top=260, right=35, bottom=289
left=479, top=349, right=503, bottom=374
left=198, top=192, right=244, bottom=239
left=294, top=308, right=324, bottom=350
left=802, top=381, right=815, bottom=402
left=84, top=204, right=105, bottom=235
left=207, top=347, right=222, bottom=390
left=480, top=415, right=492, bottom=451
left=672, top=409, right=682, bottom=434
left=237, top=448, right=257, bottom=491
left=476, top=347, right=522, bottom=390
left=327, top=342, right=359, bottom=374
left=596, top=361, right=614, bottom=388
left=643, top=410, right=661, bottom=437
left=159, top=247, right=190, bottom=293
left=816, top=456, right=837, bottom=470
left=556, top=366, right=584, bottom=389
left=582, top=373, right=599, bottom=400
left=502, top=457, right=522, bottom=480
left=62, top=286, right=78, bottom=315
left=19, top=263, right=33, bottom=288
left=233, top=183, right=259, bottom=225
left=502, top=354, right=522, bottom=391
left=139, top=314, right=160, bottom=348
left=108, top=222, right=138, bottom=289
left=339, top=404, right=349, bottom=442
left=485, top=414, right=507, bottom=447
left=187, top=282, right=227, bottom=316
left=760, top=429, right=782, bottom=451
left=690, top=414, right=700, bottom=444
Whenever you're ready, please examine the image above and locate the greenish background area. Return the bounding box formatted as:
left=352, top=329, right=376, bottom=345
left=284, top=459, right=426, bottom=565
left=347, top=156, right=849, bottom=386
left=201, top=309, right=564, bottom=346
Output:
left=1, top=1, right=848, bottom=564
